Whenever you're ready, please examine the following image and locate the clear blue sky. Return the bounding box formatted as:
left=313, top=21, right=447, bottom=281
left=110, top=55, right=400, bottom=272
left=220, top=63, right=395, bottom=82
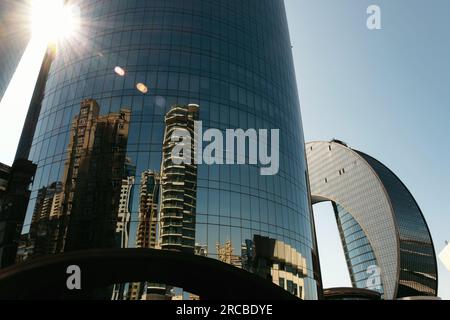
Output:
left=285, top=0, right=450, bottom=299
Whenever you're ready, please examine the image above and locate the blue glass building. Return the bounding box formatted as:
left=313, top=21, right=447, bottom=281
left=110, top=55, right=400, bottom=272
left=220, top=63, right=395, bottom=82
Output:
left=0, top=0, right=30, bottom=102
left=15, top=0, right=319, bottom=299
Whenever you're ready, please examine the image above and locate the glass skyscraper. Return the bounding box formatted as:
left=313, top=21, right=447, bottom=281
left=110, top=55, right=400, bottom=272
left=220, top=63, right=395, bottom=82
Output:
left=0, top=0, right=30, bottom=102
left=14, top=0, right=319, bottom=299
left=307, top=140, right=438, bottom=299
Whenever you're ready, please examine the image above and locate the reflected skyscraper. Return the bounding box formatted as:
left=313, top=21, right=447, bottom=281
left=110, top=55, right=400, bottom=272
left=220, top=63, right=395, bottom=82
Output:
left=15, top=0, right=319, bottom=299
left=128, top=104, right=200, bottom=300
left=136, top=171, right=161, bottom=250
left=28, top=182, right=63, bottom=256
left=60, top=99, right=131, bottom=252
left=115, top=157, right=136, bottom=249
left=26, top=99, right=132, bottom=256
left=217, top=240, right=242, bottom=268
left=127, top=170, right=163, bottom=301
left=160, top=104, right=199, bottom=253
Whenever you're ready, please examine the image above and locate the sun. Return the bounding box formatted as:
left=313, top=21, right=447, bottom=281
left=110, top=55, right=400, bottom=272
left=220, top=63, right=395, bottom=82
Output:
left=31, top=0, right=80, bottom=43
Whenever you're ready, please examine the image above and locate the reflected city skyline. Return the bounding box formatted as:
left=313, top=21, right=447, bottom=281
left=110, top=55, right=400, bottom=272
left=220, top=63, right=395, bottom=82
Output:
left=21, top=99, right=132, bottom=259
left=10, top=0, right=321, bottom=300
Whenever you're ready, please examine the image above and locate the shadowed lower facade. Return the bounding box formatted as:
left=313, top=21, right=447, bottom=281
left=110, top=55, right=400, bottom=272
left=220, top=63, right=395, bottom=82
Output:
left=306, top=140, right=438, bottom=300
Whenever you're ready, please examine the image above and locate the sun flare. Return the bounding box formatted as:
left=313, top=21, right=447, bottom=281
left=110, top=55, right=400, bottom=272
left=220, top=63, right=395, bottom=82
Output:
left=31, top=0, right=80, bottom=43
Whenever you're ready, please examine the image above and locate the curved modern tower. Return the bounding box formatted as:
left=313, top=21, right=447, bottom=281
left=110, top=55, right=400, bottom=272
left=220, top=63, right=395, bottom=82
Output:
left=0, top=0, right=30, bottom=102
left=306, top=140, right=438, bottom=300
left=12, top=0, right=319, bottom=299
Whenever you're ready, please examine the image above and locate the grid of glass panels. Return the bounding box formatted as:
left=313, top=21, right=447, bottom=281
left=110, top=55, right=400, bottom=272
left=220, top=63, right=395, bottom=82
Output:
left=334, top=203, right=384, bottom=296
left=357, top=152, right=438, bottom=297
left=307, top=141, right=438, bottom=299
left=15, top=0, right=318, bottom=299
left=307, top=141, right=399, bottom=298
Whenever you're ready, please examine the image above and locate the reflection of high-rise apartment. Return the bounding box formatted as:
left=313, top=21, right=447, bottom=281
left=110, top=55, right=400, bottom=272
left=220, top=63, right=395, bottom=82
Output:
left=61, top=99, right=131, bottom=251
left=115, top=158, right=136, bottom=249
left=127, top=170, right=164, bottom=301
left=160, top=104, right=199, bottom=253
left=136, top=171, right=161, bottom=249
left=112, top=158, right=136, bottom=300
left=28, top=182, right=63, bottom=256
left=28, top=99, right=131, bottom=255
left=128, top=104, right=200, bottom=300
left=216, top=241, right=242, bottom=268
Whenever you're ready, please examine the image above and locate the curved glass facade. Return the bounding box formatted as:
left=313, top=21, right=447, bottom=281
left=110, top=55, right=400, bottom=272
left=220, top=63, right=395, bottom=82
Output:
left=357, top=152, right=438, bottom=298
left=0, top=0, right=30, bottom=101
left=334, top=203, right=384, bottom=295
left=307, top=141, right=438, bottom=299
left=14, top=0, right=318, bottom=299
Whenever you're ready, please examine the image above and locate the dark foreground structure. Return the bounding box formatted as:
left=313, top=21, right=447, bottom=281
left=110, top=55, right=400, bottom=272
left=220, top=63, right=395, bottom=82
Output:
left=0, top=248, right=299, bottom=300
left=323, top=287, right=381, bottom=300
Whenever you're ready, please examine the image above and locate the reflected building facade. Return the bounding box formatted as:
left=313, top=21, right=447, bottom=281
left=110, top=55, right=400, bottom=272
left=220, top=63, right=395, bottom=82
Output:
left=217, top=240, right=242, bottom=268
left=59, top=99, right=131, bottom=252
left=28, top=182, right=63, bottom=257
left=126, top=170, right=163, bottom=301
left=26, top=99, right=132, bottom=257
left=115, top=157, right=136, bottom=249
left=127, top=104, right=200, bottom=300
left=160, top=104, right=199, bottom=253
left=214, top=235, right=308, bottom=299
left=0, top=0, right=30, bottom=102
left=136, top=170, right=161, bottom=250
left=307, top=140, right=438, bottom=299
left=15, top=0, right=319, bottom=299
